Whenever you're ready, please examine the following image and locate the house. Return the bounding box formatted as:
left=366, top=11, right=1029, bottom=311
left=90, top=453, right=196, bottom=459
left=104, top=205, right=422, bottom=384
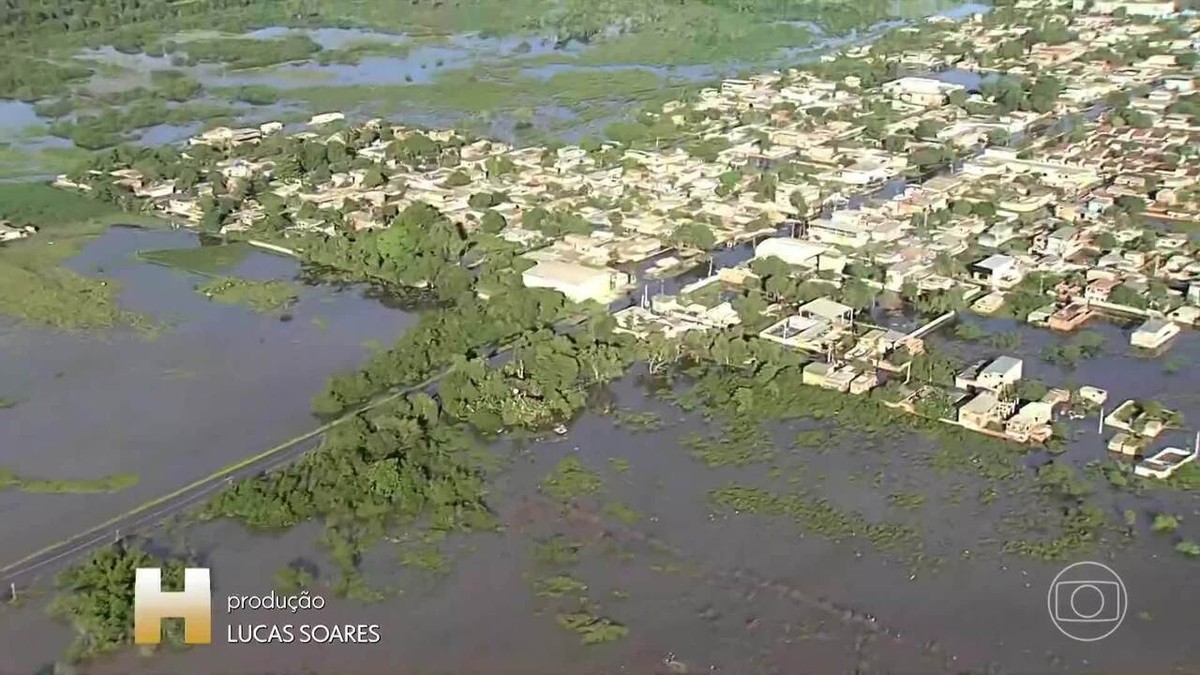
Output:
left=521, top=260, right=630, bottom=303
left=1189, top=283, right=1200, bottom=306
left=1048, top=302, right=1094, bottom=332
left=1081, top=0, right=1179, bottom=17
left=755, top=238, right=831, bottom=269
left=881, top=77, right=965, bottom=106
left=970, top=254, right=1023, bottom=288
left=1041, top=226, right=1083, bottom=257
left=0, top=221, right=35, bottom=242
left=978, top=356, right=1023, bottom=392
left=1107, top=432, right=1142, bottom=456
left=885, top=259, right=932, bottom=292
left=978, top=222, right=1017, bottom=248
left=1085, top=278, right=1121, bottom=302
left=802, top=362, right=832, bottom=387
left=1130, top=318, right=1180, bottom=349
left=308, top=112, right=346, bottom=126
left=959, top=391, right=1007, bottom=430
left=798, top=297, right=855, bottom=324
left=849, top=370, right=880, bottom=395
left=1006, top=401, right=1053, bottom=442
left=807, top=213, right=871, bottom=248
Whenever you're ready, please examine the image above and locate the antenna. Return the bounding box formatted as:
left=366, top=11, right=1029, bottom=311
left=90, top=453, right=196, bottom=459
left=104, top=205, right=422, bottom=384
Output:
left=1098, top=405, right=1104, bottom=434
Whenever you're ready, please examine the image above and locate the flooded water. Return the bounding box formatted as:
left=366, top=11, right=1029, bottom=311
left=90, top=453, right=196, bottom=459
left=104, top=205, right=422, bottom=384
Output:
left=0, top=227, right=418, bottom=566
left=3, top=325, right=1198, bottom=673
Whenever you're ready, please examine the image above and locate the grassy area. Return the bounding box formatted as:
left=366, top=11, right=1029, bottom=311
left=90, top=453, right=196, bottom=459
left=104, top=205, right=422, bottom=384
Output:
left=136, top=243, right=252, bottom=276
left=0, top=143, right=90, bottom=180
left=0, top=467, right=139, bottom=494
left=196, top=277, right=300, bottom=313
left=0, top=183, right=162, bottom=332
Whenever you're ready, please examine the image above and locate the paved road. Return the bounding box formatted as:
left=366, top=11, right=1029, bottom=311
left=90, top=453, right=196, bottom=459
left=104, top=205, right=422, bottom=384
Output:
left=0, top=314, right=589, bottom=593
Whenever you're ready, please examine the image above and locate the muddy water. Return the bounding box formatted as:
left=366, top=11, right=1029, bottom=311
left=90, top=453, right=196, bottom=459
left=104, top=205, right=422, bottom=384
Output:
left=3, top=311, right=1198, bottom=673
left=0, top=227, right=418, bottom=567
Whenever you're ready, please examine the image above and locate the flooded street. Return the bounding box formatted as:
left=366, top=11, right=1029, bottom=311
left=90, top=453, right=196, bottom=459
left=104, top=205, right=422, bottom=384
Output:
left=0, top=227, right=418, bottom=563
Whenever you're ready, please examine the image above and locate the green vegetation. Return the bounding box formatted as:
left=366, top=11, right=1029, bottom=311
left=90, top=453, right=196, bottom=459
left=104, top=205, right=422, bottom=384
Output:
left=1177, top=540, right=1200, bottom=557
left=1151, top=513, right=1180, bottom=533
left=0, top=183, right=160, bottom=332
left=532, top=536, right=582, bottom=567
left=50, top=541, right=191, bottom=663
left=533, top=575, right=588, bottom=598
left=0, top=468, right=139, bottom=494
left=1040, top=330, right=1106, bottom=368
left=196, top=277, right=300, bottom=313
left=164, top=34, right=322, bottom=69
left=274, top=564, right=316, bottom=593
left=136, top=243, right=251, bottom=275
left=602, top=501, right=641, bottom=525
left=555, top=610, right=629, bottom=645
left=712, top=485, right=923, bottom=559
left=540, top=456, right=603, bottom=502
left=399, top=544, right=451, bottom=574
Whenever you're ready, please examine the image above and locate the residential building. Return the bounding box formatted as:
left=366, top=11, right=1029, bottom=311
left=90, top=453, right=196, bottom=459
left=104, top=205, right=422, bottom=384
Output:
left=970, top=254, right=1023, bottom=288
left=978, top=356, right=1024, bottom=392
left=521, top=260, right=630, bottom=303
left=881, top=77, right=966, bottom=106
left=959, top=391, right=1010, bottom=430
left=1130, top=318, right=1180, bottom=349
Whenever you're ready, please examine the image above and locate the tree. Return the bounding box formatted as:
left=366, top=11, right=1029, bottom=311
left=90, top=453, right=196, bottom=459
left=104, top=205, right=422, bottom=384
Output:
left=914, top=119, right=941, bottom=140
left=789, top=189, right=809, bottom=217
left=468, top=192, right=498, bottom=209
left=361, top=166, right=385, bottom=189
left=669, top=222, right=716, bottom=251
left=443, top=170, right=471, bottom=188
left=480, top=209, right=506, bottom=234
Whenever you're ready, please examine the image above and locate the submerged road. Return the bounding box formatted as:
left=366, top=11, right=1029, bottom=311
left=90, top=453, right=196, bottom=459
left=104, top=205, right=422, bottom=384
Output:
left=0, top=369, right=445, bottom=593
left=0, top=311, right=590, bottom=593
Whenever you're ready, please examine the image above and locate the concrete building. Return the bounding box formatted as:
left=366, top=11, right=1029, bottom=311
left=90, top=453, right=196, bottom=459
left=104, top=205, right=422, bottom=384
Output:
left=959, top=391, right=1007, bottom=430
left=755, top=238, right=833, bottom=269
left=978, top=356, right=1024, bottom=392
left=970, top=254, right=1023, bottom=288
left=1078, top=0, right=1179, bottom=17
left=521, top=260, right=629, bottom=303
left=1131, top=318, right=1180, bottom=349
left=881, top=77, right=966, bottom=106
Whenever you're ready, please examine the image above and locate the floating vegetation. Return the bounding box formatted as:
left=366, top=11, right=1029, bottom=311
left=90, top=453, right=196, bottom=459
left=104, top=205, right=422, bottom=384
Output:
left=399, top=544, right=450, bottom=574
left=540, top=456, right=602, bottom=502
left=555, top=611, right=629, bottom=645
left=1151, top=513, right=1180, bottom=533
left=607, top=457, right=631, bottom=474
left=610, top=408, right=663, bottom=431
left=1176, top=540, right=1200, bottom=557
left=888, top=492, right=927, bottom=511
left=602, top=502, right=641, bottom=525
left=196, top=277, right=299, bottom=313
left=532, top=537, right=582, bottom=567
left=682, top=421, right=775, bottom=467
left=710, top=484, right=923, bottom=558
left=0, top=467, right=139, bottom=494
left=534, top=575, right=588, bottom=598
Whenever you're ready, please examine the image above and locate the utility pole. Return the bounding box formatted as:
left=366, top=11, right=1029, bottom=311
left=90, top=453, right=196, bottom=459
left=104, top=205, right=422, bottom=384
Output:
left=1097, top=405, right=1105, bottom=434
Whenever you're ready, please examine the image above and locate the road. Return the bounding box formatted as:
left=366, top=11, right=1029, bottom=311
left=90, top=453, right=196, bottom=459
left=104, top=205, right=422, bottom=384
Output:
left=0, top=313, right=588, bottom=593
left=0, top=370, right=445, bottom=593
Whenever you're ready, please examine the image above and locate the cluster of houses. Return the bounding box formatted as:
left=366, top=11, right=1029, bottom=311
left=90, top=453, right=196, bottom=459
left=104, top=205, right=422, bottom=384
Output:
left=45, top=0, right=1200, bottom=457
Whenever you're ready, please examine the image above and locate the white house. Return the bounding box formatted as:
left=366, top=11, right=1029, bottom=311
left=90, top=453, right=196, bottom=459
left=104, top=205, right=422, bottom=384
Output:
left=807, top=213, right=871, bottom=248
left=1131, top=318, right=1180, bottom=350
left=977, top=356, right=1023, bottom=392
left=970, top=254, right=1024, bottom=288
left=521, top=260, right=629, bottom=303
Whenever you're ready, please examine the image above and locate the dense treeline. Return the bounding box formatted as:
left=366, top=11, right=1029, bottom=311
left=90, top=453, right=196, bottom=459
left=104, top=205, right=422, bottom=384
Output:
left=0, top=0, right=320, bottom=44
left=50, top=541, right=191, bottom=663
left=310, top=286, right=571, bottom=415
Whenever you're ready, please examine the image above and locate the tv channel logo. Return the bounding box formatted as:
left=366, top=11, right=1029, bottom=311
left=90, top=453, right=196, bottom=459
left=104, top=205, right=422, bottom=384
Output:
left=1047, top=561, right=1128, bottom=642
left=134, top=567, right=212, bottom=645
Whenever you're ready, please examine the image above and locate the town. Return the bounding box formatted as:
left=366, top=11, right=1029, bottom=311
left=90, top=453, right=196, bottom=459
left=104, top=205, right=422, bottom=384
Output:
left=46, top=0, right=1200, bottom=479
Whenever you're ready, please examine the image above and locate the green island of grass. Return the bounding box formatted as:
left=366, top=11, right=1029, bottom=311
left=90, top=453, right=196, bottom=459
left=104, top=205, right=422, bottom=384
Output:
left=0, top=467, right=140, bottom=494
left=196, top=276, right=300, bottom=313
left=0, top=183, right=161, bottom=333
